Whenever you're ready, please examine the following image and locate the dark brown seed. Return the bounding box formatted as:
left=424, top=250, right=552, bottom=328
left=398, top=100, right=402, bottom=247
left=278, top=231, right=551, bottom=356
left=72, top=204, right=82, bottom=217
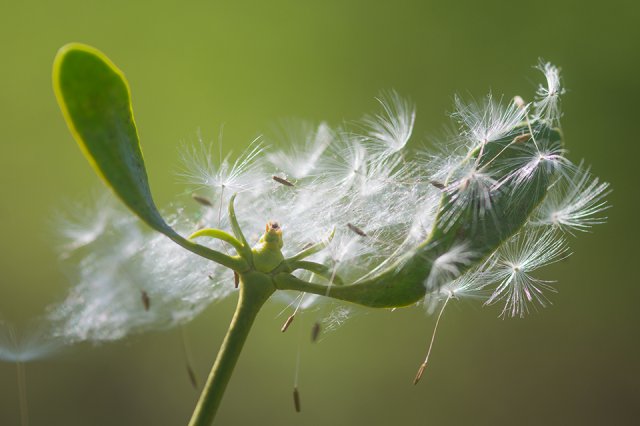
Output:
left=281, top=314, right=295, bottom=333
left=192, top=194, right=213, bottom=207
left=272, top=175, right=295, bottom=187
left=141, top=290, right=151, bottom=311
left=234, top=271, right=240, bottom=288
left=413, top=362, right=427, bottom=385
left=513, top=133, right=532, bottom=144
left=186, top=364, right=199, bottom=390
left=429, top=180, right=446, bottom=190
left=293, top=387, right=301, bottom=413
left=311, top=322, right=321, bottom=342
left=347, top=223, right=367, bottom=237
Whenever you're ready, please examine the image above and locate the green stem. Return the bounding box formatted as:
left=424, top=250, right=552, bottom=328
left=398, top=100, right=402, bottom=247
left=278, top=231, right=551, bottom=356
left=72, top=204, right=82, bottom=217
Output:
left=188, top=272, right=274, bottom=426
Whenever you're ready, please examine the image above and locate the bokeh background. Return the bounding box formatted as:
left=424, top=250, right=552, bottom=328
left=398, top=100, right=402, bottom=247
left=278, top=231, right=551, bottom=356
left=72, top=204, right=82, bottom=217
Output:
left=1, top=1, right=638, bottom=425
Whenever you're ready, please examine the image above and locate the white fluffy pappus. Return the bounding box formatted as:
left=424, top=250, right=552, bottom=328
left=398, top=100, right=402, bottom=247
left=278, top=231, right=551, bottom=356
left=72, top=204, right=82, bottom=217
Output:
left=534, top=60, right=565, bottom=123
left=0, top=320, right=63, bottom=363
left=532, top=162, right=611, bottom=234
left=482, top=229, right=570, bottom=318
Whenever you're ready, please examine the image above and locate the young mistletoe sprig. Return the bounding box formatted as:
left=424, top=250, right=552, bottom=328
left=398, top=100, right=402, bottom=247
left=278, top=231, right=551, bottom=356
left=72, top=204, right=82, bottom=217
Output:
left=51, top=44, right=609, bottom=425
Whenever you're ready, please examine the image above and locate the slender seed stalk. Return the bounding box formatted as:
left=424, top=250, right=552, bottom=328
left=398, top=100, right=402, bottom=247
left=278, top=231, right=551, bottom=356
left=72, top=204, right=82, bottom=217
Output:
left=16, top=361, right=29, bottom=426
left=188, top=272, right=275, bottom=426
left=413, top=293, right=451, bottom=385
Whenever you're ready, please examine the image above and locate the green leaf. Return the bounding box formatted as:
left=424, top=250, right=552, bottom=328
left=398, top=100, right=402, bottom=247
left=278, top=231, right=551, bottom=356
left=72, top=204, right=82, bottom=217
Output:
left=53, top=43, right=247, bottom=272
left=53, top=43, right=169, bottom=235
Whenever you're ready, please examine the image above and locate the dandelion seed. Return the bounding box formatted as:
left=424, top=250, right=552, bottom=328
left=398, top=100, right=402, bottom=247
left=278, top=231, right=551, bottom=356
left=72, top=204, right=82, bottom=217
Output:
left=414, top=292, right=452, bottom=385
left=180, top=327, right=199, bottom=390
left=0, top=322, right=63, bottom=363
left=0, top=321, right=64, bottom=426
left=267, top=122, right=332, bottom=179
left=483, top=229, right=569, bottom=318
left=532, top=163, right=611, bottom=234
left=440, top=165, right=499, bottom=230
left=281, top=315, right=295, bottom=333
left=186, top=364, right=199, bottom=390
left=192, top=194, right=213, bottom=207
left=493, top=134, right=571, bottom=192
left=141, top=290, right=151, bottom=311
left=347, top=223, right=367, bottom=237
left=280, top=293, right=312, bottom=333
left=425, top=269, right=488, bottom=315
left=310, top=322, right=321, bottom=343
left=272, top=175, right=295, bottom=187
left=534, top=60, right=564, bottom=122
left=293, top=386, right=301, bottom=412
left=429, top=180, right=445, bottom=190
left=180, top=136, right=266, bottom=195
left=513, top=133, right=531, bottom=144
left=425, top=244, right=476, bottom=290
left=453, top=94, right=527, bottom=150
left=363, top=90, right=416, bottom=154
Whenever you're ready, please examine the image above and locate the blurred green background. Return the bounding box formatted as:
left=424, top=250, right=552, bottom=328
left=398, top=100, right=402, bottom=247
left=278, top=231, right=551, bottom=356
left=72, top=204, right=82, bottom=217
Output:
left=1, top=0, right=638, bottom=425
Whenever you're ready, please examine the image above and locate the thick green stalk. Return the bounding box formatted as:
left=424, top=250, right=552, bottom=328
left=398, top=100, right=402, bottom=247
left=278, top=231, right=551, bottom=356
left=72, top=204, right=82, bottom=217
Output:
left=188, top=272, right=275, bottom=426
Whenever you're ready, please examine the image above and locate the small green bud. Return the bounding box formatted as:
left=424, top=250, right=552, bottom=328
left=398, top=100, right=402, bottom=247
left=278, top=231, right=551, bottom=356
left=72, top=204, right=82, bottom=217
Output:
left=252, top=222, right=285, bottom=273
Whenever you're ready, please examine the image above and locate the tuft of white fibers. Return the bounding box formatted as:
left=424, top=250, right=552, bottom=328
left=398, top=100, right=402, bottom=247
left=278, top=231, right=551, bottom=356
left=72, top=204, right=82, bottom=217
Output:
left=179, top=135, right=267, bottom=197
left=0, top=320, right=63, bottom=363
left=267, top=121, right=333, bottom=179
left=321, top=305, right=353, bottom=334
left=532, top=162, right=611, bottom=234
left=453, top=94, right=527, bottom=149
left=363, top=90, right=416, bottom=154
left=50, top=196, right=234, bottom=343
left=482, top=229, right=570, bottom=318
left=439, top=162, right=499, bottom=230
left=424, top=269, right=488, bottom=315
left=534, top=60, right=565, bottom=123
left=491, top=125, right=573, bottom=194
left=424, top=243, right=477, bottom=291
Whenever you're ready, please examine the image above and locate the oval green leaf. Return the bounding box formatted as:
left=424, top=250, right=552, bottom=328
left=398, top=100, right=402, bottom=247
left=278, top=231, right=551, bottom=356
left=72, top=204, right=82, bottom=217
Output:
left=53, top=43, right=170, bottom=235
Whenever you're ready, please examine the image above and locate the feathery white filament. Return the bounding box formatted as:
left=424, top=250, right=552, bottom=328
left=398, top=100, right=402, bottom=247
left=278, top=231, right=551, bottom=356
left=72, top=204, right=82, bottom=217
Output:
left=534, top=61, right=564, bottom=122
left=483, top=229, right=569, bottom=318
left=364, top=90, right=416, bottom=154
left=533, top=163, right=611, bottom=233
